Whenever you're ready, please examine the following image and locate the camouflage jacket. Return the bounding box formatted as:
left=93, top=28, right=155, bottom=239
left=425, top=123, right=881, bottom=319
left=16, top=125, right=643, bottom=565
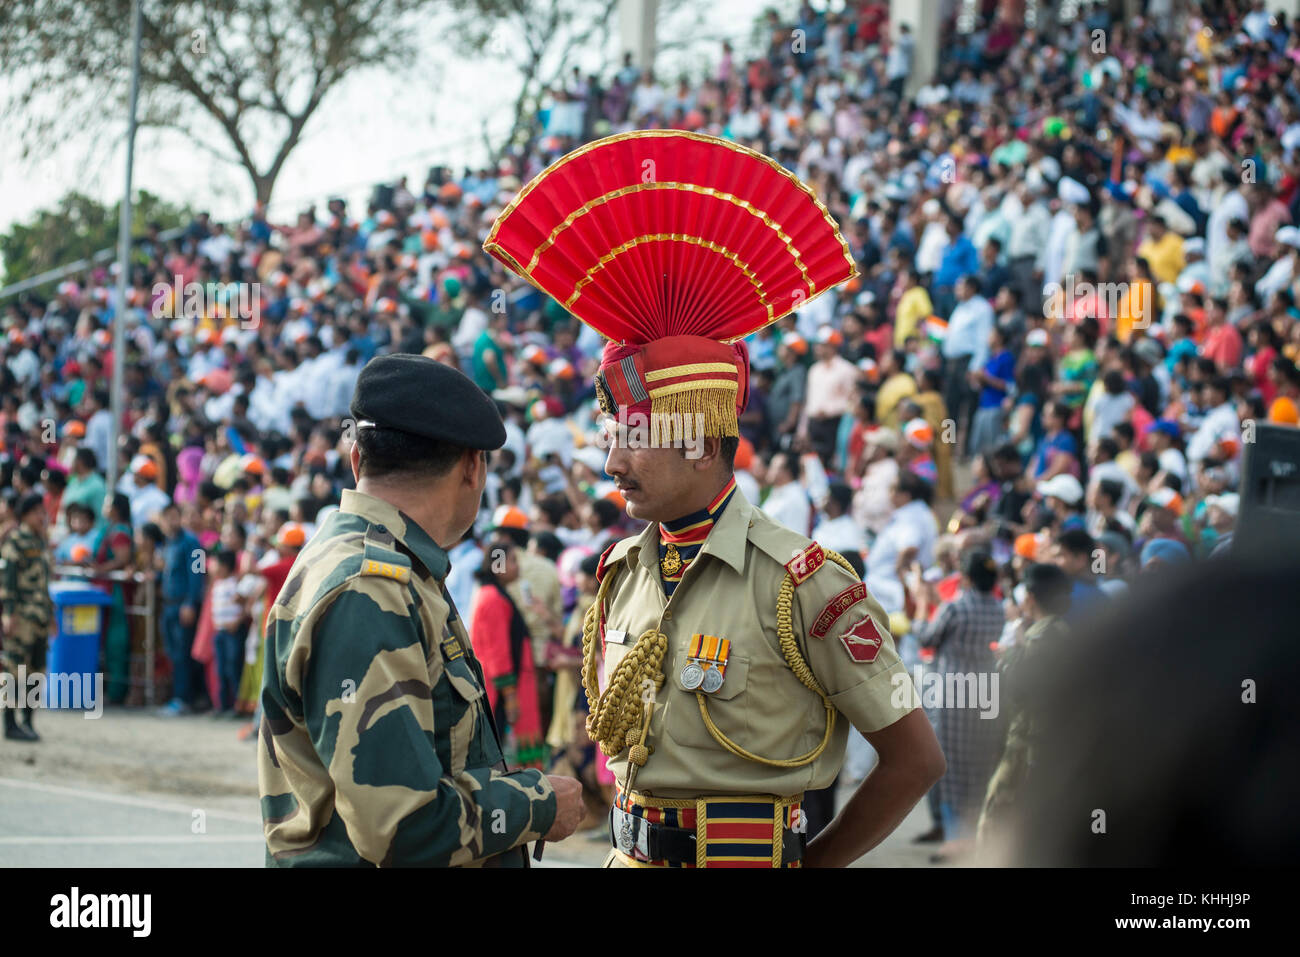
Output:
left=0, top=524, right=53, bottom=629
left=258, top=488, right=557, bottom=867
left=995, top=614, right=1070, bottom=776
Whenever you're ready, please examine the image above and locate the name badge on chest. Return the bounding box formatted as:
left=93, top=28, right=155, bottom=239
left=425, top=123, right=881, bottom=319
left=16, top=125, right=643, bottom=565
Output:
left=605, top=628, right=628, bottom=645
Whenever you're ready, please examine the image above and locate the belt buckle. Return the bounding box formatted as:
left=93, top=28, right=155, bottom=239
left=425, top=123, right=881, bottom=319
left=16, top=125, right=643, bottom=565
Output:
left=612, top=807, right=650, bottom=858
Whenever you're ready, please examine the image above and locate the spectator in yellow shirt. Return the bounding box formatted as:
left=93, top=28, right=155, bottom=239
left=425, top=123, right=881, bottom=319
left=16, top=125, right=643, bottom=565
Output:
left=875, top=348, right=919, bottom=430
left=1115, top=258, right=1159, bottom=344
left=894, top=268, right=934, bottom=349
left=1135, top=215, right=1186, bottom=285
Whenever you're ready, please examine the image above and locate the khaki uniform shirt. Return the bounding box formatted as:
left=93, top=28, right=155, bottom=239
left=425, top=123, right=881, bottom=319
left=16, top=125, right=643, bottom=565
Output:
left=507, top=549, right=563, bottom=664
left=258, top=489, right=556, bottom=867
left=599, top=488, right=915, bottom=800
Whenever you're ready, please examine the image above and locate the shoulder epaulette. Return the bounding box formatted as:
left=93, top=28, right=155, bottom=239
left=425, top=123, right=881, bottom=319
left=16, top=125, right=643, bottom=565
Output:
left=783, top=542, right=826, bottom=586
left=359, top=524, right=412, bottom=584
left=746, top=511, right=828, bottom=587
left=597, top=535, right=637, bottom=583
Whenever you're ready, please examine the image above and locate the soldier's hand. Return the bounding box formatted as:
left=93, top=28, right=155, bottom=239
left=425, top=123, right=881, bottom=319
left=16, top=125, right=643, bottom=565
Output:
left=541, top=775, right=585, bottom=842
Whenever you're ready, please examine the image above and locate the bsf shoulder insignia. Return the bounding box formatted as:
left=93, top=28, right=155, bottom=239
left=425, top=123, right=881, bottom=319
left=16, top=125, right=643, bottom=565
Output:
left=839, top=615, right=884, bottom=663
left=784, top=543, right=825, bottom=586
left=362, top=559, right=410, bottom=583
left=810, top=582, right=868, bottom=639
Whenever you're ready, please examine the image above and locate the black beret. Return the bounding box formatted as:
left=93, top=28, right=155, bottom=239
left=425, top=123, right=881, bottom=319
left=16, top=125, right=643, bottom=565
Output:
left=350, top=353, right=506, bottom=450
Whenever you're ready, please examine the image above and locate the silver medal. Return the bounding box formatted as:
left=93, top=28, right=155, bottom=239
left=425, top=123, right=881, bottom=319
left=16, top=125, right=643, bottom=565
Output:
left=680, top=662, right=705, bottom=690
left=700, top=668, right=724, bottom=694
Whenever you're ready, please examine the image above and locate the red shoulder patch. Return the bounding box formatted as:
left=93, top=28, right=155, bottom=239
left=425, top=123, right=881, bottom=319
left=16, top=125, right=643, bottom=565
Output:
left=595, top=541, right=618, bottom=584
left=809, top=581, right=868, bottom=639
left=839, top=615, right=883, bottom=663
left=784, top=543, right=825, bottom=586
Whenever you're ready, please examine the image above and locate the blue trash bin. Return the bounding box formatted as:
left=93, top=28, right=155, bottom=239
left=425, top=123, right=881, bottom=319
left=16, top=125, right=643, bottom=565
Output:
left=46, top=583, right=112, bottom=710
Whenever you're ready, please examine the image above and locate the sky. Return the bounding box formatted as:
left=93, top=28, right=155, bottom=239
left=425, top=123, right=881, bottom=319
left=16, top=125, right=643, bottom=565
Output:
left=0, top=0, right=777, bottom=276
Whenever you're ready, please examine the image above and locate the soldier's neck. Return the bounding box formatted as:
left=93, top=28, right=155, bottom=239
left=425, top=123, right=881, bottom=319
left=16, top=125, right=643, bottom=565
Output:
left=661, top=474, right=736, bottom=529
left=355, top=477, right=463, bottom=550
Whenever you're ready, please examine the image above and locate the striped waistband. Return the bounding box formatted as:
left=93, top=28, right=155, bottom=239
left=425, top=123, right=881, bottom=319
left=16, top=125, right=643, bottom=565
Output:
left=614, top=788, right=804, bottom=868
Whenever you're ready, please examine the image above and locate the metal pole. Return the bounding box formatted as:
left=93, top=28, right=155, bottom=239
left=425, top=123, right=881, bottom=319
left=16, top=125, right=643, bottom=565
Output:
left=145, top=572, right=156, bottom=707
left=108, top=0, right=143, bottom=492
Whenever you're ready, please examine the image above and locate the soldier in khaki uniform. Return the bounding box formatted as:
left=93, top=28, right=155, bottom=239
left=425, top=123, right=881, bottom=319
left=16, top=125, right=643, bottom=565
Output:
left=0, top=494, right=53, bottom=742
left=584, top=425, right=945, bottom=866
left=484, top=130, right=946, bottom=867
left=258, top=355, right=584, bottom=866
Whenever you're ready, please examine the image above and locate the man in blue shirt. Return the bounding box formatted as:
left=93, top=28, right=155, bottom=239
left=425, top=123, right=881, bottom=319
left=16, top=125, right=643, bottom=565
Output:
left=968, top=324, right=1016, bottom=456
left=933, top=214, right=980, bottom=315
left=158, top=503, right=206, bottom=715
left=1054, top=528, right=1106, bottom=625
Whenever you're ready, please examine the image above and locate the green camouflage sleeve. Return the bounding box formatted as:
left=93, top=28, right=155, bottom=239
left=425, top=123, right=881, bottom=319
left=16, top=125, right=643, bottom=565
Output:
left=0, top=536, right=19, bottom=616
left=276, top=578, right=556, bottom=866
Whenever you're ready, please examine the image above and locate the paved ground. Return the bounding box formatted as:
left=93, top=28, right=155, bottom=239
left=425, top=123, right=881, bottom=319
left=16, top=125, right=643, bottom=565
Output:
left=0, top=708, right=943, bottom=867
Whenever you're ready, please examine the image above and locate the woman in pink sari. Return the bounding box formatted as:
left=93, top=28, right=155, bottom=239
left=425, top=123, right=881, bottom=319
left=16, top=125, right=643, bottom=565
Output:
left=468, top=539, right=545, bottom=770
left=173, top=446, right=205, bottom=507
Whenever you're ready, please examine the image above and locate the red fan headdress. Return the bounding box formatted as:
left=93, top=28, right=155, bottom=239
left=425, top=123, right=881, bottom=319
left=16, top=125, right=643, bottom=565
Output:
left=484, top=130, right=857, bottom=437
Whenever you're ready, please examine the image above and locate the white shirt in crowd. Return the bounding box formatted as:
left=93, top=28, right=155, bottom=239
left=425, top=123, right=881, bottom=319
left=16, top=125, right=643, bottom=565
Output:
left=1255, top=251, right=1295, bottom=306
left=732, top=468, right=759, bottom=507
left=124, top=481, right=171, bottom=529
left=454, top=305, right=490, bottom=355
left=1086, top=390, right=1135, bottom=443
left=865, top=498, right=938, bottom=614
left=327, top=359, right=362, bottom=419
left=502, top=418, right=527, bottom=477
left=1186, top=401, right=1240, bottom=464
left=85, top=408, right=113, bottom=475
left=1040, top=207, right=1077, bottom=291
left=1158, top=447, right=1189, bottom=487
left=802, top=354, right=860, bottom=419
left=1087, top=458, right=1142, bottom=509
left=7, top=347, right=40, bottom=386
left=943, top=294, right=994, bottom=369
left=762, top=480, right=812, bottom=536
left=852, top=456, right=899, bottom=535
left=813, top=513, right=867, bottom=559
left=1207, top=188, right=1249, bottom=279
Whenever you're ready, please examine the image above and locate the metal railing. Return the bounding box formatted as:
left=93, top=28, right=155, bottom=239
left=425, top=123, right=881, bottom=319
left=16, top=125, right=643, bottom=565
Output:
left=0, top=227, right=187, bottom=302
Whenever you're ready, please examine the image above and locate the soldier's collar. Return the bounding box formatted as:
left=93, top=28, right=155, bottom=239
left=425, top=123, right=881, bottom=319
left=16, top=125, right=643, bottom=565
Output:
left=630, top=484, right=750, bottom=578
left=339, top=488, right=449, bottom=580
left=695, top=486, right=750, bottom=576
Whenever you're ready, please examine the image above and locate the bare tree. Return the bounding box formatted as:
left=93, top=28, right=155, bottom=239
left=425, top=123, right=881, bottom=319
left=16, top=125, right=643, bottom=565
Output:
left=0, top=0, right=441, bottom=206
left=448, top=0, right=622, bottom=159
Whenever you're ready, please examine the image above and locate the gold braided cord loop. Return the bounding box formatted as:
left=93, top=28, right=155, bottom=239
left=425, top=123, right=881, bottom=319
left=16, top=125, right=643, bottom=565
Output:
left=582, top=545, right=860, bottom=771
left=693, top=548, right=859, bottom=769
left=581, top=566, right=667, bottom=759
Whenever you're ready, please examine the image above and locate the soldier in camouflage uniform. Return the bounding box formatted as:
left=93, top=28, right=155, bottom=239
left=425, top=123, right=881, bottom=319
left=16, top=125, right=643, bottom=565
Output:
left=976, top=562, right=1073, bottom=863
left=258, top=355, right=583, bottom=866
left=1, top=494, right=53, bottom=742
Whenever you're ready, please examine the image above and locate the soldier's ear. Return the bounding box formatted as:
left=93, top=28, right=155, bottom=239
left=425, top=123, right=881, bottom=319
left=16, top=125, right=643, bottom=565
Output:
left=691, top=436, right=721, bottom=472
left=462, top=447, right=485, bottom=487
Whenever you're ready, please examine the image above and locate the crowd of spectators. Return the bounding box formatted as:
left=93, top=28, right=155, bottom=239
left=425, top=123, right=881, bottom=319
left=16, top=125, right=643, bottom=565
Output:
left=4, top=0, right=1299, bottom=855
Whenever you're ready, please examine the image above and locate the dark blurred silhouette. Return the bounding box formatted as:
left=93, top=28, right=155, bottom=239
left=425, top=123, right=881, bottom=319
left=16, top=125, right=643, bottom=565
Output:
left=1003, top=557, right=1300, bottom=866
